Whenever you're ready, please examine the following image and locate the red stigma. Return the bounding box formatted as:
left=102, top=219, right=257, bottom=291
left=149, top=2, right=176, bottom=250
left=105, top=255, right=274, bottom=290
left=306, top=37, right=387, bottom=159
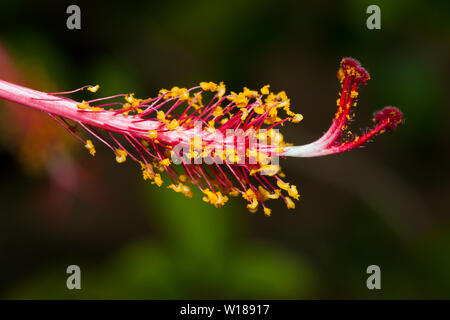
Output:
left=338, top=57, right=370, bottom=85
left=374, top=106, right=404, bottom=131
left=283, top=58, right=403, bottom=158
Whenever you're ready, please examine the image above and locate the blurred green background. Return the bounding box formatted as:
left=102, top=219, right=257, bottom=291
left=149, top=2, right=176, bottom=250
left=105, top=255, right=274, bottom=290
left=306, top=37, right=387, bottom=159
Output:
left=0, top=0, right=449, bottom=299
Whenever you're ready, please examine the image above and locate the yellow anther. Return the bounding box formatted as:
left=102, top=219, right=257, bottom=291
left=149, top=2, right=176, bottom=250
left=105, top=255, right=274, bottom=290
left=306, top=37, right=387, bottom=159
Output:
left=87, top=85, right=99, bottom=93
left=291, top=114, right=303, bottom=123
left=205, top=127, right=216, bottom=133
left=115, top=148, right=127, bottom=163
left=240, top=108, right=249, bottom=120
left=277, top=180, right=290, bottom=191
left=213, top=106, right=223, bottom=117
left=165, top=86, right=188, bottom=100
left=77, top=100, right=90, bottom=110
left=125, top=93, right=134, bottom=103
left=84, top=139, right=96, bottom=156
left=142, top=169, right=154, bottom=180
left=260, top=164, right=280, bottom=176
left=258, top=186, right=280, bottom=200
left=254, top=106, right=265, bottom=114
left=350, top=90, right=359, bottom=99
left=202, top=189, right=228, bottom=208
left=167, top=119, right=179, bottom=130
left=148, top=130, right=158, bottom=139
left=139, top=162, right=155, bottom=181
left=159, top=89, right=169, bottom=97
left=177, top=88, right=190, bottom=100
left=257, top=131, right=267, bottom=140
left=217, top=82, right=226, bottom=98
left=247, top=198, right=259, bottom=211
left=200, top=81, right=218, bottom=92
left=181, top=184, right=193, bottom=198
left=284, top=196, right=296, bottom=209
left=269, top=130, right=284, bottom=143
left=207, top=120, right=215, bottom=129
left=123, top=93, right=143, bottom=108
left=159, top=158, right=171, bottom=166
left=152, top=173, right=163, bottom=187
left=288, top=184, right=300, bottom=200
left=263, top=207, right=272, bottom=216
left=243, top=188, right=257, bottom=202
left=243, top=87, right=259, bottom=98
left=234, top=93, right=249, bottom=108
left=157, top=111, right=166, bottom=121
left=168, top=183, right=193, bottom=198
left=257, top=152, right=270, bottom=165
left=261, top=85, right=270, bottom=95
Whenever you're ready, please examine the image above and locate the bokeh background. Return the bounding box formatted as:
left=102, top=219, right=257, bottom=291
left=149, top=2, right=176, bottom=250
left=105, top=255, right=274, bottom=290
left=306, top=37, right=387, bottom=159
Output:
left=0, top=0, right=449, bottom=299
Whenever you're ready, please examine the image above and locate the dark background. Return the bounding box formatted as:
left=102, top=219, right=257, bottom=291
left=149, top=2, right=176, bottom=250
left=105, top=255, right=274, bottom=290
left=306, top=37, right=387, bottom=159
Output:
left=0, top=0, right=449, bottom=298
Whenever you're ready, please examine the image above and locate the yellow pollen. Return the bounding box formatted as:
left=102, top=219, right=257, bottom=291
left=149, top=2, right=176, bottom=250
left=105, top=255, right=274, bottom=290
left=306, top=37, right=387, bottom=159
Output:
left=217, top=82, right=226, bottom=98
left=200, top=81, right=218, bottom=92
left=153, top=173, right=163, bottom=187
left=157, top=111, right=166, bottom=121
left=247, top=198, right=259, bottom=211
left=87, top=85, right=100, bottom=93
left=168, top=183, right=193, bottom=198
left=258, top=186, right=280, bottom=200
left=77, top=100, right=90, bottom=110
left=261, top=85, right=270, bottom=95
left=260, top=164, right=281, bottom=176
left=167, top=119, right=179, bottom=130
left=125, top=93, right=134, bottom=103
left=202, top=189, right=229, bottom=208
left=243, top=188, right=256, bottom=202
left=254, top=106, right=265, bottom=114
left=277, top=180, right=290, bottom=191
left=84, top=139, right=96, bottom=156
left=288, top=184, right=300, bottom=200
left=240, top=108, right=249, bottom=120
left=142, top=169, right=154, bottom=180
left=264, top=207, right=272, bottom=216
left=207, top=120, right=215, bottom=129
left=284, top=197, right=296, bottom=209
left=213, top=106, right=223, bottom=117
left=159, top=158, right=171, bottom=166
left=232, top=92, right=249, bottom=108
left=291, top=114, right=303, bottom=123
left=115, top=148, right=127, bottom=163
left=350, top=90, right=359, bottom=99
left=148, top=130, right=158, bottom=139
